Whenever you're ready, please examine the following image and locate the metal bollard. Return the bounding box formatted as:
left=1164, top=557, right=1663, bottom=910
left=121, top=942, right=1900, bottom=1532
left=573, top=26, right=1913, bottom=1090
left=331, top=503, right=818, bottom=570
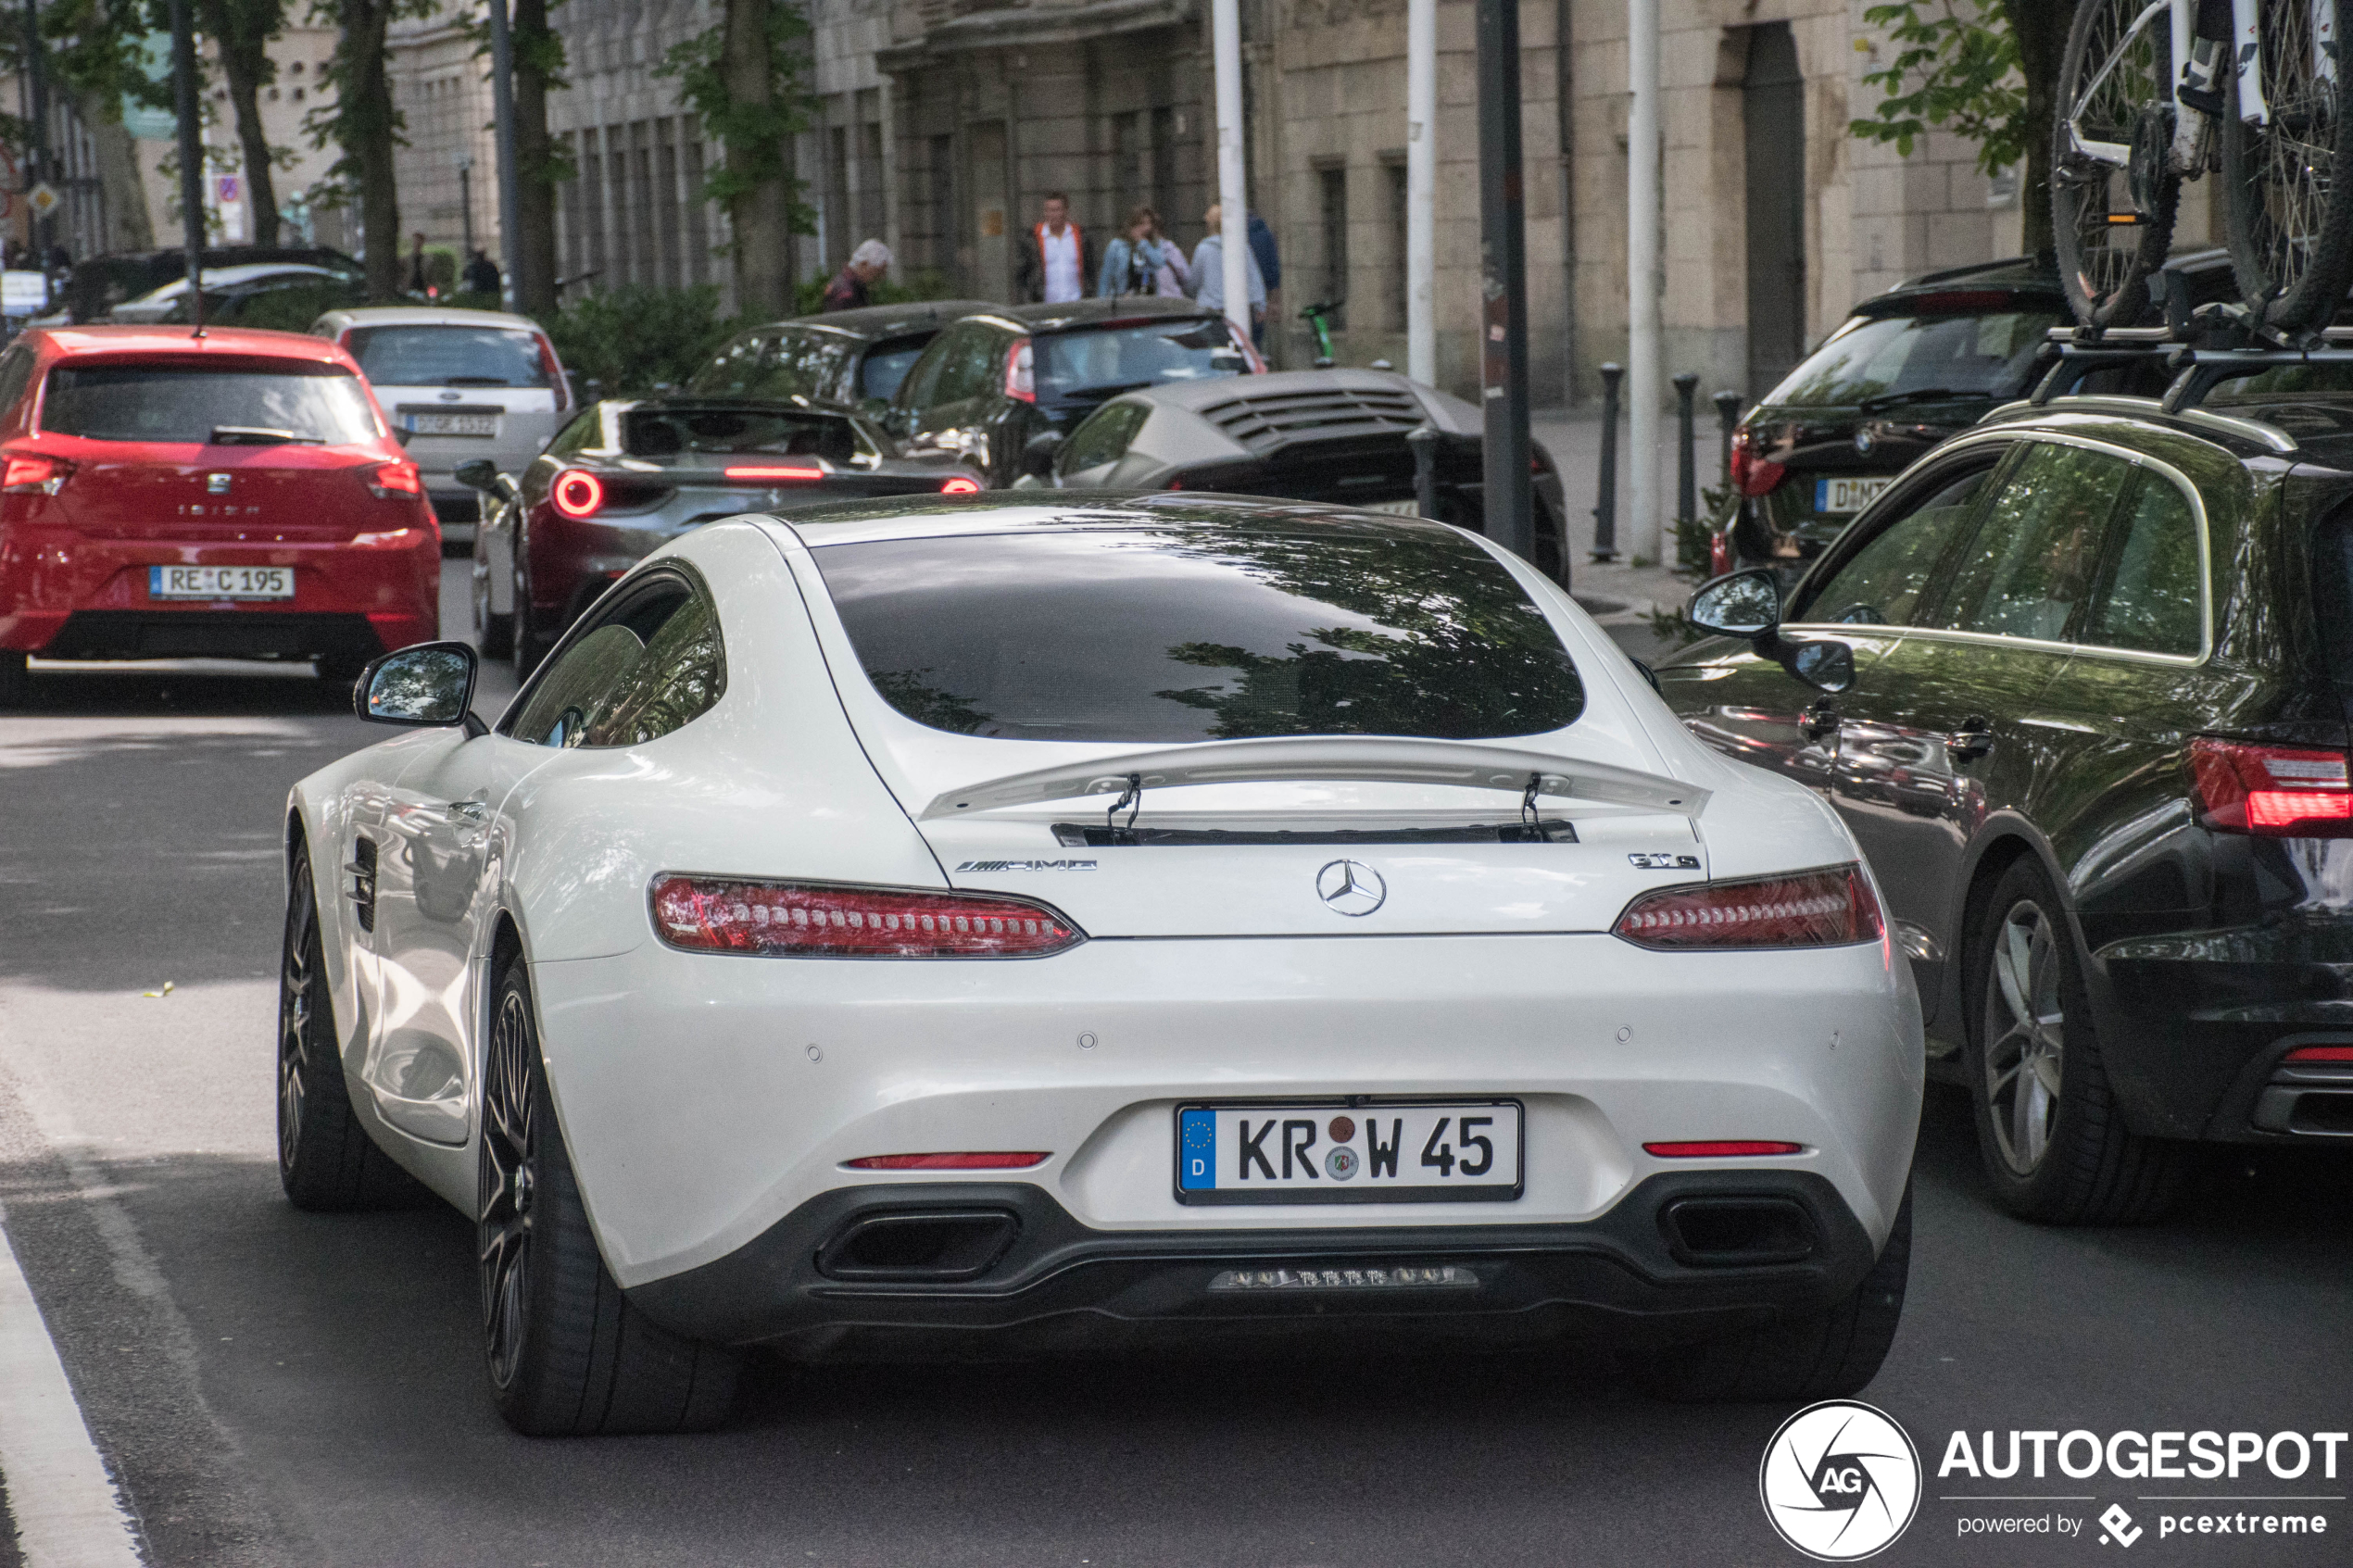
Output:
left=1407, top=423, right=1440, bottom=521
left=1592, top=362, right=1623, bottom=562
left=1715, top=389, right=1743, bottom=483
left=1674, top=372, right=1700, bottom=540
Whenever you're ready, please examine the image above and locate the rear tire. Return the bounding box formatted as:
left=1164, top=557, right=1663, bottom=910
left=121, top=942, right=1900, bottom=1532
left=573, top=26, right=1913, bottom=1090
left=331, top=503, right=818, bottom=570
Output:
left=0, top=649, right=29, bottom=709
left=2221, top=22, right=2353, bottom=335
left=1963, top=857, right=2188, bottom=1223
left=479, top=960, right=740, bottom=1436
left=2051, top=0, right=2179, bottom=328
left=472, top=551, right=514, bottom=660
left=278, top=837, right=432, bottom=1211
left=315, top=652, right=371, bottom=691
left=1640, top=1185, right=1911, bottom=1404
left=510, top=555, right=551, bottom=681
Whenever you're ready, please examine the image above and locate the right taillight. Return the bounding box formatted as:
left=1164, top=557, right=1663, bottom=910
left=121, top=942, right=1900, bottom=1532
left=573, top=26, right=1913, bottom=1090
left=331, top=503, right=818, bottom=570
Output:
left=1729, top=426, right=1784, bottom=498
left=1614, top=865, right=1882, bottom=950
left=2189, top=737, right=2353, bottom=837
left=550, top=468, right=604, bottom=519
left=649, top=876, right=1086, bottom=959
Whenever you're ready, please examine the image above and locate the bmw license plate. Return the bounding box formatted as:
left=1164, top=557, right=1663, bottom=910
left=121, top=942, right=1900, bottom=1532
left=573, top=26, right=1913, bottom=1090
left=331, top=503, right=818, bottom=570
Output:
left=1176, top=1101, right=1522, bottom=1205
left=148, top=565, right=293, bottom=600
left=1815, top=476, right=1893, bottom=514
left=407, top=412, right=499, bottom=437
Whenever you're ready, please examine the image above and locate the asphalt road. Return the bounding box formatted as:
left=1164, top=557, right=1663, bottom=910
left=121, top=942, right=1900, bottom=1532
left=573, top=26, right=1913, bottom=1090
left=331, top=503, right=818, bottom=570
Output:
left=0, top=561, right=2347, bottom=1568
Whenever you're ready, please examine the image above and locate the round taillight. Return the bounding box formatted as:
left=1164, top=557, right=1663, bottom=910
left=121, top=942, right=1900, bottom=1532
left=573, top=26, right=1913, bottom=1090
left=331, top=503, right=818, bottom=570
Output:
left=550, top=468, right=604, bottom=519
left=940, top=475, right=981, bottom=495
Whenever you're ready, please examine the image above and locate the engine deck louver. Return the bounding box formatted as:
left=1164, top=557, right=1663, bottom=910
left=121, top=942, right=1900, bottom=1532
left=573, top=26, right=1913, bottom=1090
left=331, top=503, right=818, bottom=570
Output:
left=1199, top=385, right=1428, bottom=457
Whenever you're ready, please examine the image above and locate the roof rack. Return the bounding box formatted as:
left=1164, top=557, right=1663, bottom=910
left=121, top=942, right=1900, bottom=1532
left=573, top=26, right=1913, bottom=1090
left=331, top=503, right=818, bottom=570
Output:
left=2030, top=268, right=2353, bottom=415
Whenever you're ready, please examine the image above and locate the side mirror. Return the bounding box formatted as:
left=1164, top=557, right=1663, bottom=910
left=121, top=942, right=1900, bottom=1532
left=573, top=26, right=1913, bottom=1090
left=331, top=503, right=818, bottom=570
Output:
left=1022, top=428, right=1064, bottom=479
left=356, top=641, right=479, bottom=728
left=452, top=458, right=499, bottom=492
left=1687, top=568, right=1780, bottom=639
left=392, top=426, right=412, bottom=447
left=1786, top=639, right=1856, bottom=694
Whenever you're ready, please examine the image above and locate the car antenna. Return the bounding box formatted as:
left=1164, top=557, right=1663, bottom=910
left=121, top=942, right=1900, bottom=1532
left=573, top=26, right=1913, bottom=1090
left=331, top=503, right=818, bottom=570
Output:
left=1107, top=772, right=1143, bottom=843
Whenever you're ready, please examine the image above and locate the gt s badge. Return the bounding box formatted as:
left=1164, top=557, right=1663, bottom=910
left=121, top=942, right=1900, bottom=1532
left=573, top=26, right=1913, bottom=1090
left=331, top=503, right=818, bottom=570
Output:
left=955, top=859, right=1098, bottom=872
left=1628, top=853, right=1701, bottom=870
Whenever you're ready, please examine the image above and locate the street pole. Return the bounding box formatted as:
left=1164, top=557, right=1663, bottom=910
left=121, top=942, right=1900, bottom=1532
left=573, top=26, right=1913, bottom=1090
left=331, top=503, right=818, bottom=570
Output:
left=168, top=0, right=206, bottom=334
left=1212, top=0, right=1250, bottom=345
left=1404, top=0, right=1435, bottom=385
left=1627, top=0, right=1662, bottom=563
left=23, top=0, right=48, bottom=307
left=1475, top=0, right=1533, bottom=562
left=457, top=155, right=475, bottom=257
left=487, top=0, right=523, bottom=313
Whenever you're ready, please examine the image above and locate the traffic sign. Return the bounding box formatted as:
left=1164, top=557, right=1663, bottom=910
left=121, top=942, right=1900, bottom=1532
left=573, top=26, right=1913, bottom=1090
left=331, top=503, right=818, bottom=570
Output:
left=215, top=174, right=241, bottom=205
left=26, top=183, right=60, bottom=218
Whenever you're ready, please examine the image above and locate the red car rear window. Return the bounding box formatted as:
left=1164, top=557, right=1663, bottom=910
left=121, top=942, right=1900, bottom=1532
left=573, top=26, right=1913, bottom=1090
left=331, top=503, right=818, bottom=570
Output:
left=40, top=358, right=379, bottom=445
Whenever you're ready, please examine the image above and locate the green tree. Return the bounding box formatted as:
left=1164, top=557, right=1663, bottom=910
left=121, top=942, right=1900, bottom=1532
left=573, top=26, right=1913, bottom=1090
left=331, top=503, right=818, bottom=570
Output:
left=197, top=0, right=287, bottom=245
left=510, top=0, right=567, bottom=314
left=657, top=0, right=815, bottom=318
left=21, top=0, right=164, bottom=253
left=1850, top=1, right=2069, bottom=257
left=307, top=0, right=433, bottom=299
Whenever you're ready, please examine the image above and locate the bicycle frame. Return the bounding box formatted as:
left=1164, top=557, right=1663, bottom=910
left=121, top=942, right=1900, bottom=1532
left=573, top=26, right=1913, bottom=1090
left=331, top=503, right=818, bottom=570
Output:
left=2067, top=0, right=2339, bottom=174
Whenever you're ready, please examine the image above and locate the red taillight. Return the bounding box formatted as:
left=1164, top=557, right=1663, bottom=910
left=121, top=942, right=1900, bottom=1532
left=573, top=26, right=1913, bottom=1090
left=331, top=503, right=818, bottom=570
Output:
left=1708, top=530, right=1733, bottom=577
left=940, top=475, right=981, bottom=495
left=1728, top=426, right=1784, bottom=498
left=550, top=468, right=604, bottom=519
left=1, top=454, right=70, bottom=495
left=2284, top=1046, right=2353, bottom=1063
left=843, top=1152, right=1051, bottom=1170
left=724, top=464, right=824, bottom=482
left=1005, top=337, right=1036, bottom=403
left=536, top=335, right=568, bottom=410
left=2188, top=738, right=2353, bottom=838
left=649, top=876, right=1086, bottom=959
left=1614, top=864, right=1882, bottom=950
left=1642, top=1141, right=1805, bottom=1158
left=367, top=462, right=422, bottom=500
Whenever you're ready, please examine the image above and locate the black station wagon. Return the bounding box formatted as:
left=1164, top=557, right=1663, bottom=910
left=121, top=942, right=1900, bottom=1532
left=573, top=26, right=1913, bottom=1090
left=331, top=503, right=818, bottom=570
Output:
left=1660, top=341, right=2353, bottom=1224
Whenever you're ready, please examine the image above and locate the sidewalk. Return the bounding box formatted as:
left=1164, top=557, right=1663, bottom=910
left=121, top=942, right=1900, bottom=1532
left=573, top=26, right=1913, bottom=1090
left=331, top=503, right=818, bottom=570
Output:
left=1530, top=403, right=1718, bottom=662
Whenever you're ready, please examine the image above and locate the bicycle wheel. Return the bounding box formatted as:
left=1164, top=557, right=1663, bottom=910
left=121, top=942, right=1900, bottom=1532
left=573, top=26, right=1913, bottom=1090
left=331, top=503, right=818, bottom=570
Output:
left=2052, top=0, right=2180, bottom=328
left=2222, top=1, right=2353, bottom=333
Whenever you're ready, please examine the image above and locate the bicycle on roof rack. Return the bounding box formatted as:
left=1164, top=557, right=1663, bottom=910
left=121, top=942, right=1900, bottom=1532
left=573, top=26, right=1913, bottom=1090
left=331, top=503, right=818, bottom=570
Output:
left=2055, top=0, right=2353, bottom=335
left=2028, top=288, right=2353, bottom=434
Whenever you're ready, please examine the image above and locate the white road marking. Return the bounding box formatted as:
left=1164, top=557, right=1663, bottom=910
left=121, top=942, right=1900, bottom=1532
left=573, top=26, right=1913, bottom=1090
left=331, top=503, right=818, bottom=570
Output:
left=0, top=1205, right=145, bottom=1568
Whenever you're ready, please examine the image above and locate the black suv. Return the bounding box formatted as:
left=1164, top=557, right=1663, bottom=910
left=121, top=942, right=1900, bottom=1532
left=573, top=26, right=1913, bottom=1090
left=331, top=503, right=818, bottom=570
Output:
left=1660, top=341, right=2353, bottom=1223
left=887, top=297, right=1259, bottom=487
left=687, top=300, right=994, bottom=411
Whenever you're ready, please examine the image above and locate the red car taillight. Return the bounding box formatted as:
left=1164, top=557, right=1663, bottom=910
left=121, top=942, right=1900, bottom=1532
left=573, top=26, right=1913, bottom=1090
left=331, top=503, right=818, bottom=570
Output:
left=536, top=334, right=568, bottom=411
left=940, top=475, right=981, bottom=495
left=1708, top=530, right=1733, bottom=577
left=2, top=454, right=71, bottom=495
left=2189, top=738, right=2353, bottom=837
left=724, top=464, right=824, bottom=483
left=550, top=468, right=604, bottom=519
left=1728, top=426, right=1783, bottom=497
left=1004, top=337, right=1036, bottom=403
left=649, top=876, right=1087, bottom=959
left=367, top=462, right=422, bottom=500
left=1614, top=865, right=1882, bottom=950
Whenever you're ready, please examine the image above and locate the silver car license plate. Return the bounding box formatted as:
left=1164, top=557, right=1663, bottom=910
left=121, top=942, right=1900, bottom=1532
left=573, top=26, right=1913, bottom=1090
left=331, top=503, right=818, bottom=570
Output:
left=1815, top=476, right=1892, bottom=514
left=408, top=412, right=499, bottom=437
left=148, top=565, right=293, bottom=599
left=1176, top=1101, right=1523, bottom=1204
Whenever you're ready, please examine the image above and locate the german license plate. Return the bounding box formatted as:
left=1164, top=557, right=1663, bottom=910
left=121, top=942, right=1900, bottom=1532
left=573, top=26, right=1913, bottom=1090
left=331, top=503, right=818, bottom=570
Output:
left=148, top=565, right=292, bottom=599
left=1176, top=1101, right=1523, bottom=1205
left=1815, top=476, right=1893, bottom=514
left=1364, top=497, right=1424, bottom=516
left=408, top=412, right=498, bottom=437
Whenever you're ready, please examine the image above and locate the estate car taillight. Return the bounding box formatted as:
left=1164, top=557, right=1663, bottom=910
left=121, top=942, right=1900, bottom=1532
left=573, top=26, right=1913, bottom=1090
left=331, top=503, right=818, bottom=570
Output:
left=1729, top=426, right=1783, bottom=497
left=550, top=468, right=604, bottom=519
left=367, top=461, right=422, bottom=499
left=2189, top=738, right=2353, bottom=837
left=2, top=454, right=72, bottom=495
left=1614, top=865, right=1882, bottom=950
left=650, top=876, right=1086, bottom=958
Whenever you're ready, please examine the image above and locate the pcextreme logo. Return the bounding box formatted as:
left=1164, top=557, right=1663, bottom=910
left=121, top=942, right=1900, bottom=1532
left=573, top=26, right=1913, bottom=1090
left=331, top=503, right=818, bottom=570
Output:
left=1760, top=1399, right=1923, bottom=1561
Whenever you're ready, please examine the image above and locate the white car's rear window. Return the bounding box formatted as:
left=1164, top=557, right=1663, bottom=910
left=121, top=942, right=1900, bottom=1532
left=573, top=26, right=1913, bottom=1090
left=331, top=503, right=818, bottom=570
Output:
left=343, top=324, right=552, bottom=389
left=813, top=516, right=1584, bottom=744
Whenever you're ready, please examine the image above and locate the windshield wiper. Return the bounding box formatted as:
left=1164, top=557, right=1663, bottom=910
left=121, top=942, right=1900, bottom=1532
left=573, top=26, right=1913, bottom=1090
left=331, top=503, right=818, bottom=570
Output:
left=208, top=425, right=318, bottom=445
left=1856, top=387, right=1997, bottom=414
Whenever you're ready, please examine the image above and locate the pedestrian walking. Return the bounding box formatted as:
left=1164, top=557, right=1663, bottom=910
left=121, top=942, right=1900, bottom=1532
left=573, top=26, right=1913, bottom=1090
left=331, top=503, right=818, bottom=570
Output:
left=1016, top=194, right=1088, bottom=304
left=407, top=232, right=432, bottom=297
left=461, top=248, right=502, bottom=296
left=1098, top=206, right=1189, bottom=299
left=1189, top=204, right=1265, bottom=324
left=823, top=239, right=892, bottom=311
left=1246, top=211, right=1281, bottom=350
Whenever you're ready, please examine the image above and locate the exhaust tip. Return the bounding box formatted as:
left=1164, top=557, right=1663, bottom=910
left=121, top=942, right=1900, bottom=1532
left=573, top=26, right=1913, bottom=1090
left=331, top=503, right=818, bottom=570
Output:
left=1659, top=1197, right=1817, bottom=1267
left=816, top=1209, right=1021, bottom=1282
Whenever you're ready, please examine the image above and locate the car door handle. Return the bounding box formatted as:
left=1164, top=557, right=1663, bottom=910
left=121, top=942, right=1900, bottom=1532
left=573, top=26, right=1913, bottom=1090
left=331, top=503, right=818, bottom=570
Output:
left=1945, top=719, right=1994, bottom=762
left=1800, top=703, right=1840, bottom=741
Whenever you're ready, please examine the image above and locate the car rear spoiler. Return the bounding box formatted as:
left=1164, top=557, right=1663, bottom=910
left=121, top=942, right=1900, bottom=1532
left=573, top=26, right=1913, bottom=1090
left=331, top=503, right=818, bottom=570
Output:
left=918, top=736, right=1709, bottom=821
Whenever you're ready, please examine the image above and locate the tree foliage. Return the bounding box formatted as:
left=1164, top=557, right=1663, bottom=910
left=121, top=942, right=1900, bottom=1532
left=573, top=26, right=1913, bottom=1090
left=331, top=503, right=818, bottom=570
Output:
left=656, top=0, right=815, bottom=316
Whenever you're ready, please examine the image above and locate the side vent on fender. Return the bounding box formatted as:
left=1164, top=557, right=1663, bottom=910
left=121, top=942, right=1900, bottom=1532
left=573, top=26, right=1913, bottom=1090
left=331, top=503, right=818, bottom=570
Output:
left=346, top=836, right=379, bottom=933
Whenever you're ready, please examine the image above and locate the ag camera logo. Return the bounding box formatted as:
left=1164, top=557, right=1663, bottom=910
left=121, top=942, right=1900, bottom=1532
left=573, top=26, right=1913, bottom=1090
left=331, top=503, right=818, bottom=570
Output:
left=1760, top=1400, right=1922, bottom=1561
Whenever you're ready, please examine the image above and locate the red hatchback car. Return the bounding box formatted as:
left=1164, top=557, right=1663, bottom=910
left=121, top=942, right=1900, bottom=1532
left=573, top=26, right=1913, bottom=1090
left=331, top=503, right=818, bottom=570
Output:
left=0, top=325, right=438, bottom=704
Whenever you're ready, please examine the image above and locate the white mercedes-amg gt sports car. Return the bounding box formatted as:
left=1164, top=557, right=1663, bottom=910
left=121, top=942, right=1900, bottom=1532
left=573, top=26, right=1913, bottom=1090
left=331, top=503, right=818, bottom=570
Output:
left=279, top=495, right=1922, bottom=1435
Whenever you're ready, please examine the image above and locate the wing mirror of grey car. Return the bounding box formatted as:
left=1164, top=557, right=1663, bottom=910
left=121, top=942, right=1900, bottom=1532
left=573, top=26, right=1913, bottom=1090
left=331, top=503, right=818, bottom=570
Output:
left=356, top=641, right=486, bottom=735
left=1784, top=639, right=1856, bottom=694
left=452, top=458, right=519, bottom=504
left=1022, top=428, right=1064, bottom=479
left=1686, top=569, right=1781, bottom=639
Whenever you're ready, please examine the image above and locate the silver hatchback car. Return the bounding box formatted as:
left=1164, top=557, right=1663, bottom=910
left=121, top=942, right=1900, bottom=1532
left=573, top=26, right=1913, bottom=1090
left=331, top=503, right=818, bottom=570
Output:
left=311, top=306, right=573, bottom=549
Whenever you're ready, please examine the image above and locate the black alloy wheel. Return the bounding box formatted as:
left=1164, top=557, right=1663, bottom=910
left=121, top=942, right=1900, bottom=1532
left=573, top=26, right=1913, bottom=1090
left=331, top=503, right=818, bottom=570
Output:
left=476, top=960, right=740, bottom=1435
left=277, top=838, right=427, bottom=1210
left=1962, top=857, right=2186, bottom=1224
left=472, top=537, right=514, bottom=659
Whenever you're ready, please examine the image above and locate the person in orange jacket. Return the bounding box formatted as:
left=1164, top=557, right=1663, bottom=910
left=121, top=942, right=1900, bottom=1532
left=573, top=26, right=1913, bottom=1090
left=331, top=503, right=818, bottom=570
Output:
left=1015, top=194, right=1090, bottom=304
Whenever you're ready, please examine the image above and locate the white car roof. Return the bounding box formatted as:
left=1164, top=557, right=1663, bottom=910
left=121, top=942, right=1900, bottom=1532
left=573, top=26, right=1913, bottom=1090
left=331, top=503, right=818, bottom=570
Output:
left=316, top=306, right=544, bottom=332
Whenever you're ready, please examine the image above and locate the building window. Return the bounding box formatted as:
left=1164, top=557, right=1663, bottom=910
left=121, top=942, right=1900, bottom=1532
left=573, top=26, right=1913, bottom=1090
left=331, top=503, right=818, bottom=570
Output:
left=1113, top=112, right=1142, bottom=222
left=1317, top=165, right=1348, bottom=328
left=1151, top=107, right=1178, bottom=224
left=826, top=121, right=850, bottom=268
left=1385, top=160, right=1407, bottom=331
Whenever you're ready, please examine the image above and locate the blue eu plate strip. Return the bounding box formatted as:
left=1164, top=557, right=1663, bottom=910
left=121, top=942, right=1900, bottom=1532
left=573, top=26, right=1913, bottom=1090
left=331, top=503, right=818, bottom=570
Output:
left=1179, top=1109, right=1217, bottom=1190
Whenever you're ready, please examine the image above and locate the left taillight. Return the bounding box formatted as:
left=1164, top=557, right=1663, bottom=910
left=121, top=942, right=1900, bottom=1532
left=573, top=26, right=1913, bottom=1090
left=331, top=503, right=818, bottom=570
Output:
left=1614, top=864, right=1882, bottom=950
left=2189, top=737, right=2353, bottom=837
left=367, top=462, right=422, bottom=500
left=1, top=454, right=71, bottom=495
left=536, top=334, right=568, bottom=411
left=1005, top=337, right=1036, bottom=403
left=650, top=876, right=1086, bottom=959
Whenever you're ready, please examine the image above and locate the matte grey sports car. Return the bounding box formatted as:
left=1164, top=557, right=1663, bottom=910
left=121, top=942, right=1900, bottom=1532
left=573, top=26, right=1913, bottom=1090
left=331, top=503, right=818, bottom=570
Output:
left=1018, top=369, right=1572, bottom=580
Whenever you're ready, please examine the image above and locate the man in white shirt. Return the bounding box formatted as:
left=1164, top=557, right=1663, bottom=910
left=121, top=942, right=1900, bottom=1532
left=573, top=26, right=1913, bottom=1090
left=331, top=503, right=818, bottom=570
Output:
left=1189, top=203, right=1265, bottom=320
left=1017, top=194, right=1089, bottom=304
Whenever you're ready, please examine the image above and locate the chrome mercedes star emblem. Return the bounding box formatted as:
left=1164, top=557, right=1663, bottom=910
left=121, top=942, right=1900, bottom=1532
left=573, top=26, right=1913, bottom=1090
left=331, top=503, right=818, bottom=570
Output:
left=1315, top=859, right=1387, bottom=916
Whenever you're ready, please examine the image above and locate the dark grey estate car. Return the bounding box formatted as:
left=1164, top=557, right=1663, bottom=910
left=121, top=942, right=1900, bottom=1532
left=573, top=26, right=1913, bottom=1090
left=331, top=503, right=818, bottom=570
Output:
left=1660, top=346, right=2353, bottom=1224
left=688, top=300, right=996, bottom=410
